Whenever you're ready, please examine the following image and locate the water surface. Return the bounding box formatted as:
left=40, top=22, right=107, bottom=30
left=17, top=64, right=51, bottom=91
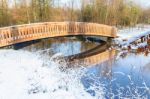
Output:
left=0, top=37, right=150, bottom=99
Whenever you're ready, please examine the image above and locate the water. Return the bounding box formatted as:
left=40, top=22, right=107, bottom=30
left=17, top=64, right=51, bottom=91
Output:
left=83, top=53, right=150, bottom=98
left=0, top=37, right=150, bottom=99
left=16, top=37, right=98, bottom=56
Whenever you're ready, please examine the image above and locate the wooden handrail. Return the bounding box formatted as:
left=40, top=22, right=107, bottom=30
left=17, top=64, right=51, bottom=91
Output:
left=0, top=22, right=117, bottom=47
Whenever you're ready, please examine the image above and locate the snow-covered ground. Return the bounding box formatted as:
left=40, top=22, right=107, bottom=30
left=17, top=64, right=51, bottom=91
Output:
left=0, top=49, right=104, bottom=99
left=115, top=25, right=150, bottom=49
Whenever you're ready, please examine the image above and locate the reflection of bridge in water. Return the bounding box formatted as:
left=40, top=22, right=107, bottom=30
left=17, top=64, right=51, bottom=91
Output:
left=0, top=22, right=117, bottom=48
left=65, top=42, right=116, bottom=68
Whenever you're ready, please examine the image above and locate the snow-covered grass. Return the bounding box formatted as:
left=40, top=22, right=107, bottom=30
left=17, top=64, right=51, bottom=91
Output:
left=115, top=25, right=150, bottom=48
left=0, top=49, right=104, bottom=99
left=131, top=42, right=148, bottom=50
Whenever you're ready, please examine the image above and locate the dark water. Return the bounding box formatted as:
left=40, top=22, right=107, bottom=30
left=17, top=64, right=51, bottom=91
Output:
left=15, top=37, right=150, bottom=98
left=16, top=37, right=98, bottom=56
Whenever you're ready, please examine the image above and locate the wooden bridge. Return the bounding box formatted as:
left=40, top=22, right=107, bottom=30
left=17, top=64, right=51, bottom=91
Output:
left=0, top=22, right=117, bottom=48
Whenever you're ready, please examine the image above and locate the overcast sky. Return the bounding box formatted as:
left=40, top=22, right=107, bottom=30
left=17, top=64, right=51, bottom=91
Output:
left=8, top=0, right=150, bottom=9
left=132, top=0, right=150, bottom=8
left=60, top=0, right=150, bottom=8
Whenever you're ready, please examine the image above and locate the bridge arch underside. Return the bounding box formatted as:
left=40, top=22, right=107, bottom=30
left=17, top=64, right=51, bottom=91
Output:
left=0, top=22, right=117, bottom=48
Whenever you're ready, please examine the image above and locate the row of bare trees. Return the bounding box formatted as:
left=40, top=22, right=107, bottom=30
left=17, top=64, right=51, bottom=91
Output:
left=81, top=0, right=143, bottom=26
left=0, top=0, right=150, bottom=27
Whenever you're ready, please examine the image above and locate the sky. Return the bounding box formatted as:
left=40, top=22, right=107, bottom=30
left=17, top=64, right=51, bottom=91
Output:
left=8, top=0, right=150, bottom=9
left=60, top=0, right=150, bottom=8
left=57, top=0, right=81, bottom=8
left=132, top=0, right=150, bottom=8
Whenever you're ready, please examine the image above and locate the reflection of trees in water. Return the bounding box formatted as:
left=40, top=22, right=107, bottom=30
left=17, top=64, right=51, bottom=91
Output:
left=143, top=62, right=150, bottom=73
left=97, top=56, right=115, bottom=79
left=137, top=45, right=150, bottom=56
left=119, top=45, right=150, bottom=59
left=81, top=41, right=97, bottom=53
left=98, top=63, right=112, bottom=78
left=27, top=39, right=52, bottom=51
left=20, top=37, right=97, bottom=56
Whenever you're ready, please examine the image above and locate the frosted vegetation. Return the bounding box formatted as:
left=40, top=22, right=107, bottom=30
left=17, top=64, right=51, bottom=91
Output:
left=115, top=25, right=150, bottom=49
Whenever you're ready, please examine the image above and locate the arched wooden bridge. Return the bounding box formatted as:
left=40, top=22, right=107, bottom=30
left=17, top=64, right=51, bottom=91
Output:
left=0, top=22, right=117, bottom=47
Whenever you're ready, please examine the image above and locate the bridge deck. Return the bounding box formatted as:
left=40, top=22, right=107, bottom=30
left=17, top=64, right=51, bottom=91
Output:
left=0, top=22, right=117, bottom=47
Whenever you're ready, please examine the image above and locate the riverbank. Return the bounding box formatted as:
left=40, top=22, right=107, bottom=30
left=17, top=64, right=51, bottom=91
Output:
left=115, top=25, right=150, bottom=50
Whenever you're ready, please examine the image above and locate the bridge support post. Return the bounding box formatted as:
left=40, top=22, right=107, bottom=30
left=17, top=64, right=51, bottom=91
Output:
left=107, top=37, right=113, bottom=47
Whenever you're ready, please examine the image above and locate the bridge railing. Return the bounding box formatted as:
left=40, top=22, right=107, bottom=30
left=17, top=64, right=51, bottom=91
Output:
left=0, top=22, right=117, bottom=47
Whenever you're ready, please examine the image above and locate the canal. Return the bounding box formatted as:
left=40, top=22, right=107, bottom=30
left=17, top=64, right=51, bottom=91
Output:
left=0, top=36, right=150, bottom=99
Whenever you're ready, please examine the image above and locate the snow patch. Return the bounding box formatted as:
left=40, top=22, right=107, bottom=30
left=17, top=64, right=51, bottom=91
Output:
left=115, top=26, right=150, bottom=49
left=0, top=49, right=104, bottom=99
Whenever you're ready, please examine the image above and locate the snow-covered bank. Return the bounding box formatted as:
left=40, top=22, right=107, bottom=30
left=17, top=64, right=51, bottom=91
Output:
left=115, top=25, right=150, bottom=49
left=0, top=49, right=104, bottom=99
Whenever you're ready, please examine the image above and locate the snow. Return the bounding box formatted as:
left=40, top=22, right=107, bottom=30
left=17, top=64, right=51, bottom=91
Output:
left=0, top=49, right=104, bottom=99
left=131, top=42, right=147, bottom=50
left=115, top=25, right=150, bottom=48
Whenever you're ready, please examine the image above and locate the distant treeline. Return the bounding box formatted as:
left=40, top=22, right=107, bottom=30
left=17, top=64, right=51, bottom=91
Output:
left=0, top=0, right=150, bottom=27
